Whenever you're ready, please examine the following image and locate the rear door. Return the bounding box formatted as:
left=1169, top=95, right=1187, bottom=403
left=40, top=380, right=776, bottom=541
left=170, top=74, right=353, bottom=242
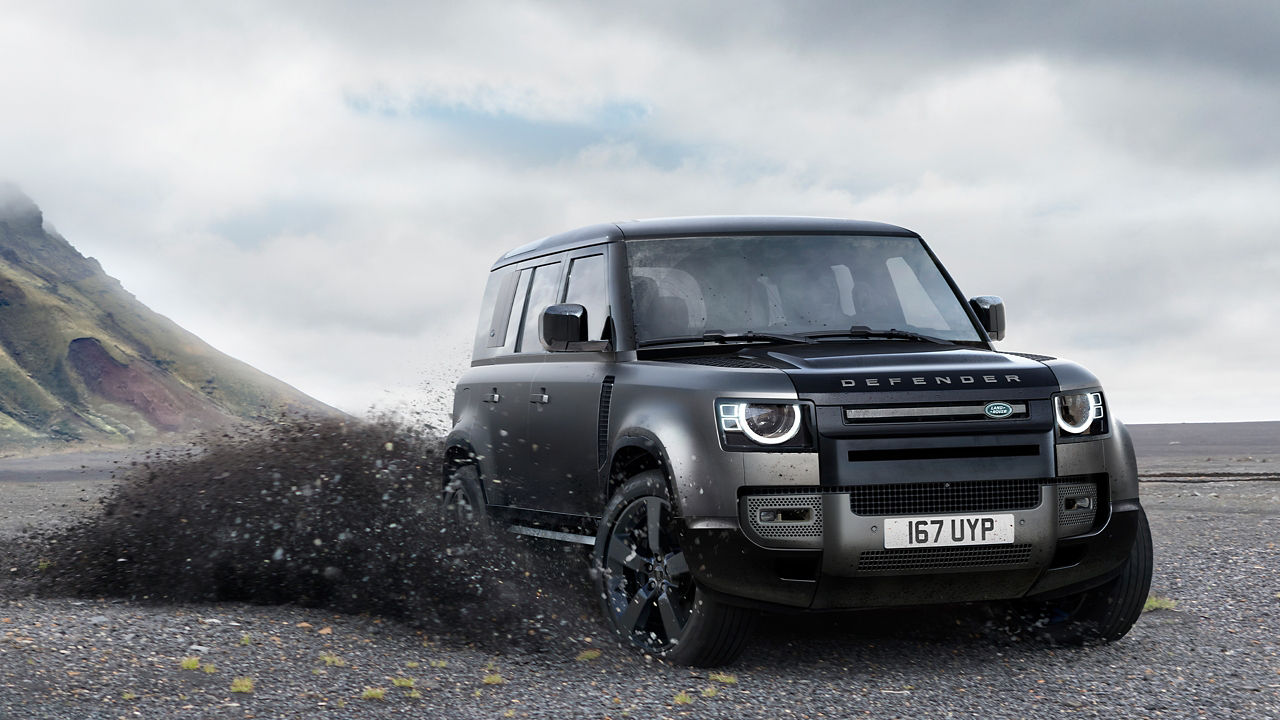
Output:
left=465, top=265, right=532, bottom=506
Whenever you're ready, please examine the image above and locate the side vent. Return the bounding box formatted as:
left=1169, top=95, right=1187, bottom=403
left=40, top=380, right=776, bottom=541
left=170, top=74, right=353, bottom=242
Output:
left=597, top=375, right=615, bottom=467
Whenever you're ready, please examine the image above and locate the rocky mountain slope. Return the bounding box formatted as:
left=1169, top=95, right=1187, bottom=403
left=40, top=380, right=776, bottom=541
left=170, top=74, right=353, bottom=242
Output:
left=0, top=185, right=340, bottom=448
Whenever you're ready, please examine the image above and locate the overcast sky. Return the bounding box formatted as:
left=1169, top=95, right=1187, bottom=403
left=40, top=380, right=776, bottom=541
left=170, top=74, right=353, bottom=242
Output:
left=3, top=1, right=1277, bottom=424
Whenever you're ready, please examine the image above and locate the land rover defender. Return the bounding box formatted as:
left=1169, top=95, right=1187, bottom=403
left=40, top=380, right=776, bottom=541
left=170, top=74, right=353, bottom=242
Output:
left=444, top=217, right=1152, bottom=666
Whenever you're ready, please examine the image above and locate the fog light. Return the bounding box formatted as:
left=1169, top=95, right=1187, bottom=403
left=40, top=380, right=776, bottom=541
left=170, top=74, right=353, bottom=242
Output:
left=757, top=507, right=812, bottom=523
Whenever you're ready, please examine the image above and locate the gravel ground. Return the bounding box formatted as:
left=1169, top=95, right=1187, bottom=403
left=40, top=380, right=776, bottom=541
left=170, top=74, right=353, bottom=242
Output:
left=1, top=469, right=1278, bottom=718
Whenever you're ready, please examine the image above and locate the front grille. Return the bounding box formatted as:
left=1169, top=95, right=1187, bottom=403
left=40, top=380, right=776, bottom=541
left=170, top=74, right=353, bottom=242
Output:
left=858, top=544, right=1034, bottom=572
left=844, top=402, right=1029, bottom=424
left=847, top=445, right=1040, bottom=462
left=849, top=479, right=1042, bottom=516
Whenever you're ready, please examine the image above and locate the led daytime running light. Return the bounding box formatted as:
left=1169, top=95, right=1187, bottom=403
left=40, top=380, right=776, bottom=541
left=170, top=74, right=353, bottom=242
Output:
left=718, top=402, right=803, bottom=445
left=1055, top=392, right=1104, bottom=434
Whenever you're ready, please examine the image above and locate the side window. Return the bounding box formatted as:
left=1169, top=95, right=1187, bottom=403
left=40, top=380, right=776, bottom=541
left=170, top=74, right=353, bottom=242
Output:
left=563, top=254, right=608, bottom=340
left=486, top=269, right=522, bottom=348
left=473, top=268, right=512, bottom=357
left=500, top=269, right=531, bottom=353
left=517, top=262, right=562, bottom=353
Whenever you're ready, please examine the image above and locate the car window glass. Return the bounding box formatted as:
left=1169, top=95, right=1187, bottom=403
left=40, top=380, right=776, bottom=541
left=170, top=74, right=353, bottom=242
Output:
left=831, top=264, right=857, bottom=317
left=563, top=254, right=608, bottom=341
left=626, top=235, right=981, bottom=342
left=885, top=256, right=951, bottom=331
left=499, top=269, right=532, bottom=354
left=473, top=269, right=507, bottom=354
left=629, top=267, right=705, bottom=339
left=518, top=262, right=562, bottom=353
left=486, top=269, right=522, bottom=348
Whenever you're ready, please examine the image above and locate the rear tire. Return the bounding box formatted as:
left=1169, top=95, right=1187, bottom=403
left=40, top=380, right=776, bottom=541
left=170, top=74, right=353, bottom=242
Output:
left=1019, top=507, right=1153, bottom=643
left=442, top=463, right=490, bottom=532
left=593, top=470, right=756, bottom=666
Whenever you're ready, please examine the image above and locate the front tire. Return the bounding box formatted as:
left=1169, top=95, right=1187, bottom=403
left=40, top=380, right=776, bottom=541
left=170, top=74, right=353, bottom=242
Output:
left=1020, top=507, right=1153, bottom=643
left=593, top=470, right=756, bottom=666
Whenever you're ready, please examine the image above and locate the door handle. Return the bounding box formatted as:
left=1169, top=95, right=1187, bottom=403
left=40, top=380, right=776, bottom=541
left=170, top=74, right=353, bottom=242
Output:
left=529, top=391, right=550, bottom=404
left=482, top=389, right=501, bottom=403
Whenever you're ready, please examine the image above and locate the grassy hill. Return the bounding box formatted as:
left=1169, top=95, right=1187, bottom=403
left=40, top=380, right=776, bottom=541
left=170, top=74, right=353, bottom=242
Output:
left=0, top=184, right=340, bottom=449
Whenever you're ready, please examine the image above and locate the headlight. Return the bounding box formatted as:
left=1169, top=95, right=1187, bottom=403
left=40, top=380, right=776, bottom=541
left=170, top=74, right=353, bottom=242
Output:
left=1054, top=391, right=1105, bottom=436
left=718, top=401, right=803, bottom=446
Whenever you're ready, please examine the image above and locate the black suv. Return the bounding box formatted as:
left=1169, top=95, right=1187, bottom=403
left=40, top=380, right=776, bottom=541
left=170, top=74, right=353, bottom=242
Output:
left=445, top=217, right=1151, bottom=666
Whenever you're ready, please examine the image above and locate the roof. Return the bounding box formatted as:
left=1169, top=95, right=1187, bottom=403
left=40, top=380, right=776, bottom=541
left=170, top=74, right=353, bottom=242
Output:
left=493, top=215, right=918, bottom=269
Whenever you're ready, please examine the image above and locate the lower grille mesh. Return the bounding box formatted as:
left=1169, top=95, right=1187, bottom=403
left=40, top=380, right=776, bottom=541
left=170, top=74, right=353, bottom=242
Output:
left=858, top=544, right=1034, bottom=572
left=849, top=479, right=1041, bottom=516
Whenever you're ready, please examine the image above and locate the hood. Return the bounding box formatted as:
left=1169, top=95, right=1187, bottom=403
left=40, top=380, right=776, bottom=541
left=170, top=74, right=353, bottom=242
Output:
left=738, top=342, right=1060, bottom=404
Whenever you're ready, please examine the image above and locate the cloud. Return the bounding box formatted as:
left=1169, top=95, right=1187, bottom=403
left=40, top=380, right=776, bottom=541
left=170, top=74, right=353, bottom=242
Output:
left=1, top=1, right=1277, bottom=422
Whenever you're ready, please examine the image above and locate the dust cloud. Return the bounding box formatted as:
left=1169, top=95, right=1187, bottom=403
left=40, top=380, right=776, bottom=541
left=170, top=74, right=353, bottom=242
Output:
left=9, top=417, right=600, bottom=650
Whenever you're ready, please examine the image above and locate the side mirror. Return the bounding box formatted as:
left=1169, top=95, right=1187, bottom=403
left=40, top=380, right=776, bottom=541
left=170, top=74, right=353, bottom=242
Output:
left=969, top=296, right=1006, bottom=341
left=541, top=304, right=589, bottom=351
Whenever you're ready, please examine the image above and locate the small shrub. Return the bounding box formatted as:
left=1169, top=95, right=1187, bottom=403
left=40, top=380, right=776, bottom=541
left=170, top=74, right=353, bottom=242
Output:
left=320, top=653, right=346, bottom=667
left=576, top=648, right=602, bottom=661
left=179, top=656, right=201, bottom=671
left=230, top=677, right=254, bottom=694
left=701, top=686, right=719, bottom=698
left=674, top=691, right=693, bottom=705
left=361, top=687, right=386, bottom=700
left=709, top=672, right=738, bottom=684
left=202, top=664, right=217, bottom=674
left=392, top=677, right=415, bottom=688
left=482, top=673, right=505, bottom=685
left=1143, top=595, right=1177, bottom=612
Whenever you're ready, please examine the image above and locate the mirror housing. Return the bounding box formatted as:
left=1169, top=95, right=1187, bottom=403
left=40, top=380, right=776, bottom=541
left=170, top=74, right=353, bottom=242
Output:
left=541, top=304, right=610, bottom=352
left=969, top=296, right=1006, bottom=341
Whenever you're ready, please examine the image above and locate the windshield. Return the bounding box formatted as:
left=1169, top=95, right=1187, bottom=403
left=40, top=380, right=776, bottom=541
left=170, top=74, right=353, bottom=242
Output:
left=626, top=234, right=983, bottom=344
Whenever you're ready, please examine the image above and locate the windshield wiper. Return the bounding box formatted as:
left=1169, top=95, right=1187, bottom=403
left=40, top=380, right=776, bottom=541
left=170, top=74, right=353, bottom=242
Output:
left=804, top=326, right=953, bottom=345
left=702, top=330, right=816, bottom=345
left=638, top=330, right=816, bottom=348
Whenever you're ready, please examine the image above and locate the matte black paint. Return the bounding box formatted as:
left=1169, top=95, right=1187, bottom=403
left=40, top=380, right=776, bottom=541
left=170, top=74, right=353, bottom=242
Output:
left=447, top=216, right=1144, bottom=614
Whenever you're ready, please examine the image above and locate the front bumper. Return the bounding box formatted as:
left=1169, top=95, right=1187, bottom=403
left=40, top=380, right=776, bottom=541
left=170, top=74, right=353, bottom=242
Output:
left=680, top=483, right=1141, bottom=611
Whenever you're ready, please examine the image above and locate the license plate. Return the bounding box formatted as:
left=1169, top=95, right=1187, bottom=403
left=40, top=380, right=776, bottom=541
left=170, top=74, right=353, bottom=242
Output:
left=884, top=514, right=1015, bottom=549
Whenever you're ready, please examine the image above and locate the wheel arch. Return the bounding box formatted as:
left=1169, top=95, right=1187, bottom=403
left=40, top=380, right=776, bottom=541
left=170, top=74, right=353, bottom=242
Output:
left=606, top=431, right=673, bottom=506
left=442, top=438, right=480, bottom=488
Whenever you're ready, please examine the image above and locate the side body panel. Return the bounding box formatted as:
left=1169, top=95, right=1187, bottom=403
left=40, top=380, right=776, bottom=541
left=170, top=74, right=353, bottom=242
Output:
left=606, top=361, right=797, bottom=519
left=525, top=355, right=615, bottom=514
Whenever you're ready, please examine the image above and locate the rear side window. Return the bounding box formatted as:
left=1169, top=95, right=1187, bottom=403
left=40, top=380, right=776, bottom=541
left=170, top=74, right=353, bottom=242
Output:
left=473, top=268, right=512, bottom=355
left=563, top=254, right=608, bottom=341
left=517, top=262, right=563, bottom=353
left=486, top=269, right=523, bottom=347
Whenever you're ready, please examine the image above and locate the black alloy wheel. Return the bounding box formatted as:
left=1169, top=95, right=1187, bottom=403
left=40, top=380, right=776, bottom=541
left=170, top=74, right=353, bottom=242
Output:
left=594, top=470, right=755, bottom=666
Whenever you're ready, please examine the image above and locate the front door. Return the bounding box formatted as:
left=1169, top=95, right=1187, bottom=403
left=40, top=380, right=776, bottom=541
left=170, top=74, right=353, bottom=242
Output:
left=524, top=249, right=614, bottom=516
